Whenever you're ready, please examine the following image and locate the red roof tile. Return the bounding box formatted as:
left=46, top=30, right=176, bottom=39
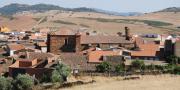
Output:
left=8, top=44, right=25, bottom=51
left=131, top=43, right=160, bottom=57
left=37, top=42, right=47, bottom=47
left=88, top=50, right=121, bottom=63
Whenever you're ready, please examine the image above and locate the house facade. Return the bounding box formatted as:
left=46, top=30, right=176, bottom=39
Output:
left=47, top=27, right=134, bottom=54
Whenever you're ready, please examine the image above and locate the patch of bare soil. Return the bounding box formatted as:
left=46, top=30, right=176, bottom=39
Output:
left=61, top=74, right=180, bottom=90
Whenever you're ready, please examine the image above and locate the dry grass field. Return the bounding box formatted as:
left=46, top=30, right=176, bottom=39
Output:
left=61, top=75, right=180, bottom=90
left=1, top=11, right=180, bottom=34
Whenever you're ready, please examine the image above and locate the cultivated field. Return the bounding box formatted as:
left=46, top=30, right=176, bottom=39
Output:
left=61, top=75, right=180, bottom=90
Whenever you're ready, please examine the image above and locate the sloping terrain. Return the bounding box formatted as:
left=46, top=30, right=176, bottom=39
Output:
left=0, top=5, right=180, bottom=34
left=0, top=15, right=37, bottom=31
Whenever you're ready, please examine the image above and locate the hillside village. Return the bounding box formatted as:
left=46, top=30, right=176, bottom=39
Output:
left=0, top=23, right=180, bottom=89
left=0, top=3, right=180, bottom=90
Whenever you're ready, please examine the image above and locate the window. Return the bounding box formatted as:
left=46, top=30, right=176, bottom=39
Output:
left=65, top=38, right=68, bottom=45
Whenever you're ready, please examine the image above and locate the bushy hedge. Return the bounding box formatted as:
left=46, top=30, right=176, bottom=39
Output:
left=12, top=74, right=34, bottom=90
left=131, top=60, right=145, bottom=70
left=0, top=76, right=12, bottom=90
left=96, top=62, right=112, bottom=73
left=51, top=70, right=63, bottom=83
left=115, top=64, right=125, bottom=74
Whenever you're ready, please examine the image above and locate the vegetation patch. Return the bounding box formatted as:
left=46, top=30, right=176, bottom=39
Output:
left=79, top=17, right=173, bottom=27
left=125, top=19, right=173, bottom=27
left=53, top=20, right=77, bottom=25
left=79, top=24, right=90, bottom=28
left=38, top=17, right=47, bottom=24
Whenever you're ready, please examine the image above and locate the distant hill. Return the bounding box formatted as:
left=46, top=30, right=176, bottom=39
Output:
left=159, top=7, right=180, bottom=12
left=0, top=3, right=143, bottom=16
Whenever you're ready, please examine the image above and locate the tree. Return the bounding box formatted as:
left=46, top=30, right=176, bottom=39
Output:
left=166, top=55, right=179, bottom=65
left=0, top=76, right=12, bottom=90
left=146, top=64, right=156, bottom=71
left=173, top=66, right=180, bottom=75
left=115, top=64, right=125, bottom=74
left=131, top=60, right=145, bottom=71
left=13, top=74, right=34, bottom=90
left=96, top=62, right=112, bottom=73
left=40, top=73, right=51, bottom=83
left=51, top=70, right=63, bottom=83
left=54, top=63, right=71, bottom=81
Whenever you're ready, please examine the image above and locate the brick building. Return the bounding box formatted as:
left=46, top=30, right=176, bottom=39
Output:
left=9, top=52, right=59, bottom=79
left=47, top=27, right=81, bottom=54
left=47, top=27, right=134, bottom=54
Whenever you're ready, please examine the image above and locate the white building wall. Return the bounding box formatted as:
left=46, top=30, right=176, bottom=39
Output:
left=41, top=47, right=47, bottom=53
left=10, top=50, right=15, bottom=56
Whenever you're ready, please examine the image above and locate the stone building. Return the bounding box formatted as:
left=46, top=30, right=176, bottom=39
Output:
left=47, top=27, right=81, bottom=54
left=47, top=27, right=134, bottom=54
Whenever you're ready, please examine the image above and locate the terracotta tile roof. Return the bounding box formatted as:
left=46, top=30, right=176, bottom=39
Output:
left=8, top=44, right=25, bottom=51
left=134, top=37, right=144, bottom=45
left=81, top=47, right=96, bottom=54
left=29, top=34, right=37, bottom=40
left=37, top=42, right=47, bottom=47
left=88, top=50, right=121, bottom=63
left=131, top=43, right=160, bottom=57
left=81, top=35, right=133, bottom=44
left=28, top=52, right=55, bottom=60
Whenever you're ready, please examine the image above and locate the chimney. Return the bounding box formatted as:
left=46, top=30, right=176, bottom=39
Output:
left=26, top=51, right=30, bottom=59
left=86, top=32, right=90, bottom=36
left=125, top=27, right=130, bottom=40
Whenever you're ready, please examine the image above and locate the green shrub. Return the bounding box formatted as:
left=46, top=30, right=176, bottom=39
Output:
left=54, top=63, right=71, bottom=81
left=96, top=62, right=112, bottom=73
left=174, top=66, right=180, bottom=75
left=13, top=74, right=34, bottom=90
left=115, top=64, right=125, bottom=74
left=166, top=55, right=179, bottom=65
left=51, top=70, right=63, bottom=83
left=0, top=76, right=12, bottom=90
left=164, top=64, right=176, bottom=73
left=40, top=74, right=51, bottom=83
left=146, top=64, right=156, bottom=71
left=131, top=60, right=145, bottom=70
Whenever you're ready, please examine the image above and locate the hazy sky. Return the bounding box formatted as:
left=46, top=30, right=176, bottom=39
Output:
left=1, top=0, right=180, bottom=12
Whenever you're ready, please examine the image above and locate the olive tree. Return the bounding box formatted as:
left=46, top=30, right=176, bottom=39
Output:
left=96, top=62, right=112, bottom=73
left=51, top=70, right=63, bottom=83
left=131, top=60, right=145, bottom=71
left=115, top=64, right=125, bottom=74
left=166, top=55, right=179, bottom=65
left=54, top=63, right=71, bottom=82
left=13, top=74, right=34, bottom=90
left=0, top=76, right=12, bottom=90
